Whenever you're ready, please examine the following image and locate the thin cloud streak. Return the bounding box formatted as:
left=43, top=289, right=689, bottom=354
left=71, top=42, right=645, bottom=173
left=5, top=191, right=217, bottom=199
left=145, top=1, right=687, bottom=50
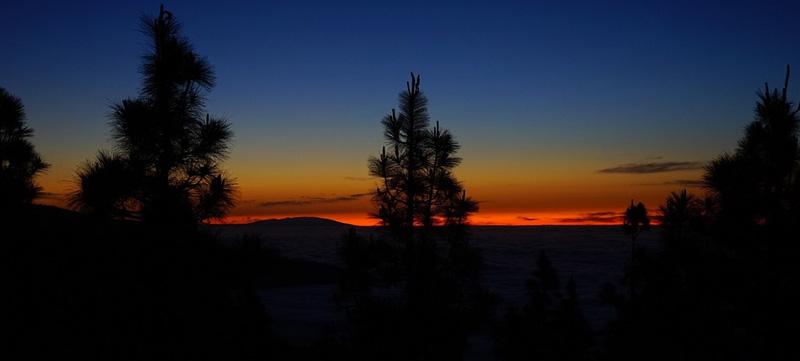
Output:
left=668, top=179, right=706, bottom=187
left=517, top=216, right=538, bottom=222
left=557, top=211, right=624, bottom=224
left=259, top=193, right=370, bottom=207
left=599, top=161, right=705, bottom=174
left=632, top=179, right=707, bottom=187
left=38, top=192, right=66, bottom=200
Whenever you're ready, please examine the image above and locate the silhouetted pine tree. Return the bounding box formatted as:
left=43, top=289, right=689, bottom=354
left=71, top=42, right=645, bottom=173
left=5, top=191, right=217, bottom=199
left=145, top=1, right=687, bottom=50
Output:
left=494, top=251, right=593, bottom=361
left=704, top=65, right=799, bottom=242
left=602, top=67, right=800, bottom=361
left=702, top=66, right=800, bottom=359
left=658, top=189, right=707, bottom=247
left=623, top=201, right=650, bottom=252
left=659, top=190, right=694, bottom=236
left=0, top=87, right=49, bottom=212
left=70, top=5, right=236, bottom=228
left=339, top=73, right=487, bottom=361
left=601, top=189, right=747, bottom=361
left=622, top=200, right=649, bottom=296
left=369, top=73, right=479, bottom=245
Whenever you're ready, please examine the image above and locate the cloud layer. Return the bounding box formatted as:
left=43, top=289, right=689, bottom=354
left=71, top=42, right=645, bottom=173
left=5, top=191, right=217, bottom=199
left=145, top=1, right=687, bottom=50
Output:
left=599, top=161, right=704, bottom=174
left=667, top=179, right=705, bottom=187
left=260, top=193, right=370, bottom=207
left=557, top=211, right=624, bottom=224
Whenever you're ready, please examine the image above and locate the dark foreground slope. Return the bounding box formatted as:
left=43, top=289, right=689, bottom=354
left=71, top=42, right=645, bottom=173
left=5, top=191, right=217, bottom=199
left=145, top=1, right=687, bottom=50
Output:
left=2, top=205, right=338, bottom=360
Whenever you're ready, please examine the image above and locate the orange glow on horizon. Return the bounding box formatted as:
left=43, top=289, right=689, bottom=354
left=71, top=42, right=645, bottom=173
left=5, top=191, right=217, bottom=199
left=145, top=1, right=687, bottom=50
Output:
left=213, top=212, right=379, bottom=226
left=38, top=197, right=658, bottom=227
left=37, top=183, right=667, bottom=227
left=214, top=210, right=643, bottom=227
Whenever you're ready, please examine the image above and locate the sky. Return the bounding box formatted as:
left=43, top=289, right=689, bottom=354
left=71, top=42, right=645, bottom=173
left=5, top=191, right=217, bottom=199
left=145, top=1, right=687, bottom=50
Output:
left=3, top=0, right=799, bottom=225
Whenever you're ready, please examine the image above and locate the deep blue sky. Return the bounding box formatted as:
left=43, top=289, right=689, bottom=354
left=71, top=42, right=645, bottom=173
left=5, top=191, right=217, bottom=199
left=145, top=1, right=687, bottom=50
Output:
left=3, top=0, right=800, bottom=224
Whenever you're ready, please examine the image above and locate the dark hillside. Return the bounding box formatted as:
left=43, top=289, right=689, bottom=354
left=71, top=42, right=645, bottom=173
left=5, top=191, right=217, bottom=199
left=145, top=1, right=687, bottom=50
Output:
left=1, top=204, right=293, bottom=359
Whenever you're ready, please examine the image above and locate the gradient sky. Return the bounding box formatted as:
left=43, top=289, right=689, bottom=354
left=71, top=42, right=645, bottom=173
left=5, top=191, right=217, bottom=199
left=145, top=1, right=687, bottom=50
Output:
left=3, top=0, right=799, bottom=225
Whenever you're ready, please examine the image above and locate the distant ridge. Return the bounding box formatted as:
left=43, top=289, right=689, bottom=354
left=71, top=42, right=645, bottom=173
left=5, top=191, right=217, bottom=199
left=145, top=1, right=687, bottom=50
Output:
left=21, top=203, right=86, bottom=222
left=247, top=216, right=351, bottom=227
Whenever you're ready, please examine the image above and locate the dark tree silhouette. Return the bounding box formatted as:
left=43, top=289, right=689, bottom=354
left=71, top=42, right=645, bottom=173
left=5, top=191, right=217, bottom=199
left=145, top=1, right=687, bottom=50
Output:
left=658, top=189, right=701, bottom=241
left=602, top=67, right=800, bottom=361
left=623, top=200, right=649, bottom=260
left=704, top=64, right=799, bottom=239
left=0, top=87, right=50, bottom=212
left=494, top=251, right=593, bottom=361
left=338, top=73, right=487, bottom=361
left=70, top=151, right=137, bottom=219
left=622, top=200, right=649, bottom=297
left=367, top=72, right=481, bottom=316
left=70, top=5, right=236, bottom=227
left=702, top=65, right=800, bottom=360
left=368, top=73, right=479, bottom=248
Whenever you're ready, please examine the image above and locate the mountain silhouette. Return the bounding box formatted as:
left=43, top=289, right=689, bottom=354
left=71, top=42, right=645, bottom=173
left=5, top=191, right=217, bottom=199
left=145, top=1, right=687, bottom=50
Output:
left=247, top=217, right=352, bottom=227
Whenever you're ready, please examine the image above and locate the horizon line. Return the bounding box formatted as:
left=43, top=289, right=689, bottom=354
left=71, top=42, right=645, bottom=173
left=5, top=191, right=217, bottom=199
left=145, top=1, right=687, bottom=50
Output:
left=213, top=212, right=661, bottom=227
